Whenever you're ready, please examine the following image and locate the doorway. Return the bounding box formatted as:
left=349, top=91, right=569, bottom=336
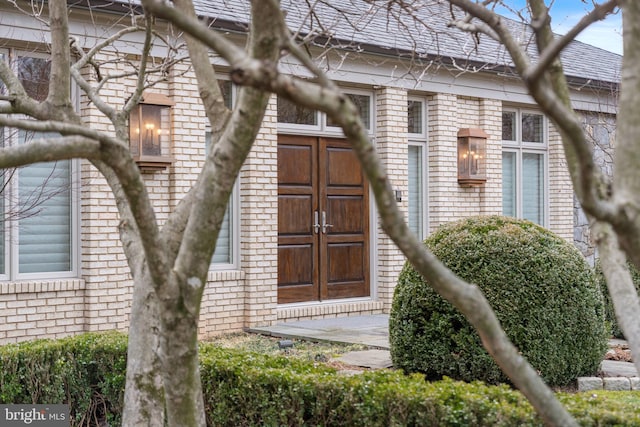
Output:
left=277, top=135, right=370, bottom=303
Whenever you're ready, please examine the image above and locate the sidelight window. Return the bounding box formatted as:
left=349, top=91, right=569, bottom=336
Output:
left=502, top=108, right=547, bottom=226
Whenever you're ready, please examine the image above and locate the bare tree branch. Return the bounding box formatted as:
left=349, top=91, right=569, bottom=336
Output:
left=70, top=25, right=145, bottom=121
left=448, top=0, right=619, bottom=224
left=0, top=56, right=40, bottom=116
left=0, top=135, right=100, bottom=167
left=122, top=14, right=155, bottom=116
left=47, top=0, right=72, bottom=106
left=524, top=0, right=619, bottom=83
left=0, top=115, right=127, bottom=153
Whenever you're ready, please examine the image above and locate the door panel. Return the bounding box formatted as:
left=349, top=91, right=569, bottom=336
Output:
left=327, top=243, right=365, bottom=281
left=278, top=135, right=369, bottom=303
left=277, top=136, right=319, bottom=303
left=327, top=196, right=365, bottom=233
left=326, top=148, right=364, bottom=186
left=277, top=195, right=312, bottom=234
left=277, top=243, right=316, bottom=301
left=320, top=138, right=369, bottom=300
left=278, top=144, right=314, bottom=185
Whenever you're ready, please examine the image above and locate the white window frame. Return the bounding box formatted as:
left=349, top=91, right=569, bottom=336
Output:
left=206, top=173, right=240, bottom=271
left=277, top=88, right=375, bottom=137
left=0, top=49, right=79, bottom=280
left=206, top=79, right=240, bottom=271
left=408, top=96, right=428, bottom=240
left=502, top=107, right=549, bottom=226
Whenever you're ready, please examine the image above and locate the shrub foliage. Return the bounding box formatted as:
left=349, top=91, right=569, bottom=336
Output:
left=1, top=331, right=639, bottom=426
left=390, top=215, right=608, bottom=387
left=0, top=332, right=126, bottom=426
left=595, top=259, right=640, bottom=339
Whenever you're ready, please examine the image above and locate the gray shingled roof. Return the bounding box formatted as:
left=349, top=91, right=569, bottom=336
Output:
left=120, top=0, right=623, bottom=85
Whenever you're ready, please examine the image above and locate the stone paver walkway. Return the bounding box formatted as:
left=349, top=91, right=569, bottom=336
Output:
left=249, top=314, right=390, bottom=349
left=249, top=314, right=639, bottom=377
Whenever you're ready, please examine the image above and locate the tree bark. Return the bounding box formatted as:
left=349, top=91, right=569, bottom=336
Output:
left=593, top=221, right=640, bottom=377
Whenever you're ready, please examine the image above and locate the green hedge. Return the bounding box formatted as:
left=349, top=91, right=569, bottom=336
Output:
left=0, top=332, right=126, bottom=426
left=2, top=332, right=640, bottom=426
left=199, top=346, right=537, bottom=426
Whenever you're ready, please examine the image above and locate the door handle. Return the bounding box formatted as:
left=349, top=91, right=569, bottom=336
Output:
left=313, top=211, right=320, bottom=234
left=322, top=211, right=333, bottom=234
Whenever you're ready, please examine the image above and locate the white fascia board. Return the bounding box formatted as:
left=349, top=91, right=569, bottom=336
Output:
left=0, top=4, right=174, bottom=58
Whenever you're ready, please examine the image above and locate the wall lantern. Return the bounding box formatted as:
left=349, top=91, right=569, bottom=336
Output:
left=457, top=128, right=488, bottom=186
left=129, top=93, right=175, bottom=171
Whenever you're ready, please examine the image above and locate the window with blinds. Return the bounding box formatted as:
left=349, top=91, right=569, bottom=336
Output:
left=522, top=153, right=544, bottom=224
left=501, top=109, right=547, bottom=226
left=205, top=132, right=235, bottom=267
left=205, top=80, right=237, bottom=268
left=0, top=130, right=75, bottom=278
left=18, top=154, right=72, bottom=273
left=0, top=125, right=4, bottom=276
left=502, top=151, right=517, bottom=218
left=408, top=145, right=424, bottom=238
left=408, top=97, right=427, bottom=239
left=0, top=52, right=77, bottom=280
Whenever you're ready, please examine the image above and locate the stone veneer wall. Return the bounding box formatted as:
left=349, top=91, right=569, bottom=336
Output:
left=573, top=113, right=616, bottom=265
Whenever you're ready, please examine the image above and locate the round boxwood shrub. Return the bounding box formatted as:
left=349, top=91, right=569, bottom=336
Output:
left=595, top=259, right=640, bottom=339
left=389, top=215, right=608, bottom=387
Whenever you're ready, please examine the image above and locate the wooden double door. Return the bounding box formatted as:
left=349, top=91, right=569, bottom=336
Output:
left=277, top=135, right=370, bottom=304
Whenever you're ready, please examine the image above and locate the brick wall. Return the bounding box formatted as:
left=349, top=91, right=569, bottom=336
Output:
left=80, top=53, right=134, bottom=334
left=479, top=98, right=505, bottom=217
left=428, top=93, right=503, bottom=232
left=0, top=281, right=86, bottom=343
left=548, top=123, right=575, bottom=241
left=374, top=87, right=408, bottom=310
left=240, top=94, right=279, bottom=328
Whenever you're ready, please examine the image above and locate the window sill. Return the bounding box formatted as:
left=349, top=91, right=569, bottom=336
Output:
left=0, top=278, right=86, bottom=294
left=134, top=155, right=174, bottom=172
left=207, top=270, right=244, bottom=282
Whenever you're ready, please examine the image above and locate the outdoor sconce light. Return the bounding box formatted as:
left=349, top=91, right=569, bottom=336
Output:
left=457, top=128, right=488, bottom=186
left=129, top=93, right=175, bottom=171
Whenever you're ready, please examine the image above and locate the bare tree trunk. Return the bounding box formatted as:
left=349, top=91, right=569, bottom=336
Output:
left=594, top=221, right=640, bottom=376
left=86, top=160, right=166, bottom=426
left=158, top=286, right=206, bottom=427
left=122, top=272, right=165, bottom=426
